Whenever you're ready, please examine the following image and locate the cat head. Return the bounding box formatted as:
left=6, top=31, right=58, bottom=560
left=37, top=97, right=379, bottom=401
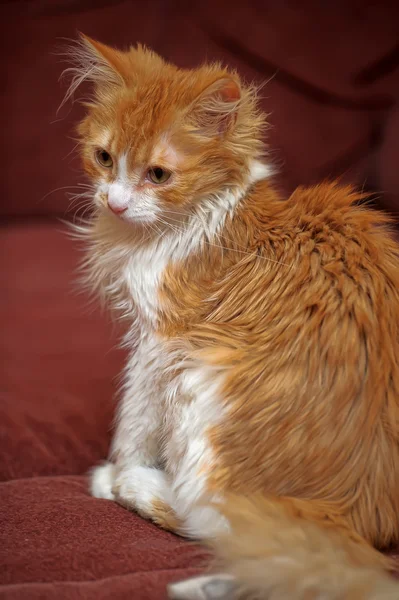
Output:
left=66, top=35, right=266, bottom=227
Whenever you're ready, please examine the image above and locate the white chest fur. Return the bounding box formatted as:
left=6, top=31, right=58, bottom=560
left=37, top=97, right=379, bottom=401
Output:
left=117, top=189, right=244, bottom=328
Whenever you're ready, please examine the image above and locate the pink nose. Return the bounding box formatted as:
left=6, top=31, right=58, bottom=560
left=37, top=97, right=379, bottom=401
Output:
left=107, top=201, right=127, bottom=215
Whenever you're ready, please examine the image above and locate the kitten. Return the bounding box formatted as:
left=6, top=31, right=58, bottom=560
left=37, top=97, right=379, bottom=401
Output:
left=67, top=35, right=399, bottom=599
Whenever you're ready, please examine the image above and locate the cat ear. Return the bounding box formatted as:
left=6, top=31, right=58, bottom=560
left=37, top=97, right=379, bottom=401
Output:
left=189, top=77, right=241, bottom=137
left=79, top=34, right=129, bottom=84
left=61, top=33, right=128, bottom=106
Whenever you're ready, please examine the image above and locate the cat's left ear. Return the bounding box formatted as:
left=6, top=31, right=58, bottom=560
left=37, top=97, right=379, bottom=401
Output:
left=189, top=77, right=241, bottom=137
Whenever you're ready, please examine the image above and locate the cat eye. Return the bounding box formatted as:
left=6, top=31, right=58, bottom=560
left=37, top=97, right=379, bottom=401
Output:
left=95, top=149, right=113, bottom=168
left=147, top=167, right=171, bottom=185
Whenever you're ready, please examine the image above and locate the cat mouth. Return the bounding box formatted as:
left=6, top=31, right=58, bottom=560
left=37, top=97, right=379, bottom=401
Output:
left=106, top=207, right=159, bottom=226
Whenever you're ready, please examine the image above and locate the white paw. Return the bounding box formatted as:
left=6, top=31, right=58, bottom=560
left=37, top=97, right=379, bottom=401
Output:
left=114, top=465, right=170, bottom=513
left=90, top=462, right=116, bottom=500
left=167, top=574, right=236, bottom=600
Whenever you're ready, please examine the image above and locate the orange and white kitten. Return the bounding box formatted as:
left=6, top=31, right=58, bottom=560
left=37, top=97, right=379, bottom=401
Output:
left=68, top=36, right=399, bottom=599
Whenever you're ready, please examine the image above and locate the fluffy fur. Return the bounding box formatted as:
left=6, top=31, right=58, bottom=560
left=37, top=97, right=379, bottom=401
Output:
left=66, top=35, right=399, bottom=599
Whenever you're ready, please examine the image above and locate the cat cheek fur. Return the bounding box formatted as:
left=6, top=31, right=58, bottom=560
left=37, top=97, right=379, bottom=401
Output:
left=66, top=34, right=399, bottom=599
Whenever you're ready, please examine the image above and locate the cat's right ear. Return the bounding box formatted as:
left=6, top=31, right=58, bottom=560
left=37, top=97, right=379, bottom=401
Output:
left=60, top=33, right=128, bottom=107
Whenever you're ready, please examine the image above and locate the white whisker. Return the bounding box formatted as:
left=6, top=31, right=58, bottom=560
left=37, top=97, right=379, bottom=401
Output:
left=156, top=214, right=289, bottom=268
left=37, top=185, right=93, bottom=205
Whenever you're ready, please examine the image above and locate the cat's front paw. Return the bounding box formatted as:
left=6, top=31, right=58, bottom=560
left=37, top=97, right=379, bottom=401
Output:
left=90, top=461, right=116, bottom=501
left=112, top=465, right=170, bottom=514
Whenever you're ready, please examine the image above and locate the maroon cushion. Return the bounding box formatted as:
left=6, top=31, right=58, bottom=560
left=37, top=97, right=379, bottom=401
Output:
left=0, top=476, right=207, bottom=599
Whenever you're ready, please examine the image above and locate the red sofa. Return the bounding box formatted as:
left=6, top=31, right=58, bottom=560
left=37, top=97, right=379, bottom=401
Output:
left=1, top=2, right=398, bottom=598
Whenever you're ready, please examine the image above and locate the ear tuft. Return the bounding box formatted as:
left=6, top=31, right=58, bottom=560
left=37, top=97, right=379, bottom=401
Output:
left=59, top=33, right=127, bottom=109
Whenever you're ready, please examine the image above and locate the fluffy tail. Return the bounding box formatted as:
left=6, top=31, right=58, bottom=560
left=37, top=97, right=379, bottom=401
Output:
left=213, top=495, right=398, bottom=599
left=169, top=495, right=399, bottom=599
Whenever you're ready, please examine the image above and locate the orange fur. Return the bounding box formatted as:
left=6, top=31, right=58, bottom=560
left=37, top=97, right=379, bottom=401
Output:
left=73, top=34, right=265, bottom=214
left=68, top=35, right=399, bottom=597
left=150, top=498, right=182, bottom=533
left=160, top=182, right=399, bottom=550
left=211, top=495, right=399, bottom=599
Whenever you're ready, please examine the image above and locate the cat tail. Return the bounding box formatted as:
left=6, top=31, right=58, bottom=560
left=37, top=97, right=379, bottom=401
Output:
left=168, top=494, right=399, bottom=600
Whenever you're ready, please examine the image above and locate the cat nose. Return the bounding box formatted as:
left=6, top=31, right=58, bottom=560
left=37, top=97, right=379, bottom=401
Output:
left=107, top=182, right=129, bottom=215
left=107, top=201, right=127, bottom=215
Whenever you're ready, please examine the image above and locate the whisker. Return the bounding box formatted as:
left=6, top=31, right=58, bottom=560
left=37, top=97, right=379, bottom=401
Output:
left=62, top=141, right=81, bottom=160
left=37, top=184, right=95, bottom=207
left=156, top=215, right=290, bottom=267
left=68, top=202, right=91, bottom=217
left=67, top=194, right=93, bottom=212
left=70, top=202, right=93, bottom=223
left=161, top=208, right=194, bottom=218
left=67, top=190, right=93, bottom=200
left=163, top=208, right=291, bottom=267
left=203, top=240, right=289, bottom=266
left=146, top=221, right=162, bottom=237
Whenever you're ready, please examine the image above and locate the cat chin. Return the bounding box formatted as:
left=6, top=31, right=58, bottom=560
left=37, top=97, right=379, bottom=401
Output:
left=102, top=207, right=159, bottom=228
left=117, top=214, right=157, bottom=226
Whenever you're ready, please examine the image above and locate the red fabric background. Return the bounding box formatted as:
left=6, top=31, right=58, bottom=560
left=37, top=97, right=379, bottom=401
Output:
left=2, top=1, right=399, bottom=218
